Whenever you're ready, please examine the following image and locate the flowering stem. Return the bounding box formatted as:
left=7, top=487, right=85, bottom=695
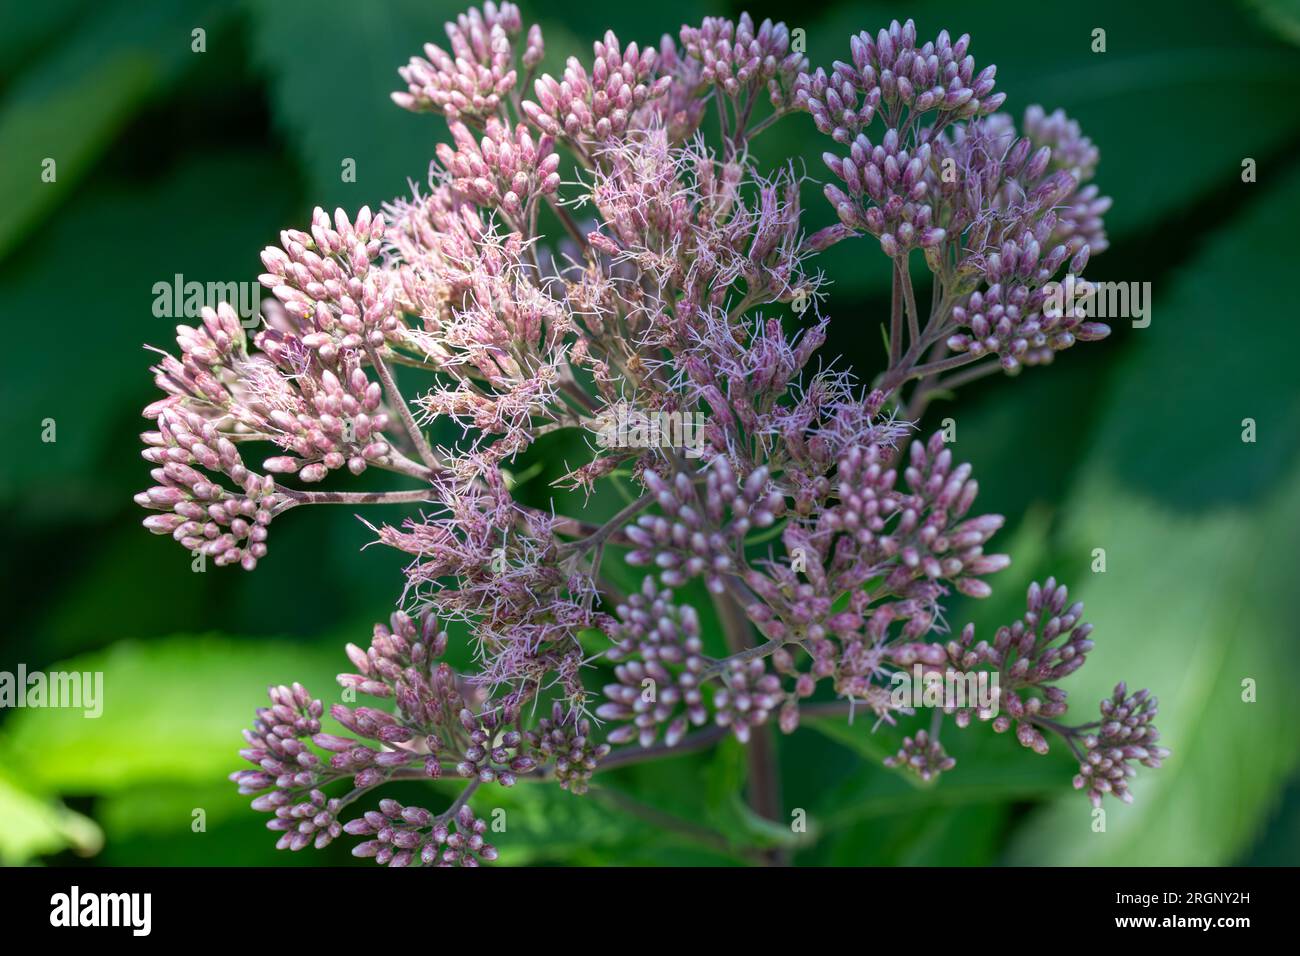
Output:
left=747, top=727, right=787, bottom=864
left=558, top=374, right=599, bottom=414
left=389, top=704, right=860, bottom=789
left=932, top=358, right=1003, bottom=393
left=436, top=778, right=481, bottom=823
left=549, top=514, right=601, bottom=538
left=744, top=109, right=786, bottom=141
left=904, top=358, right=1004, bottom=419
left=1030, top=718, right=1089, bottom=761
left=594, top=572, right=627, bottom=606
left=713, top=588, right=754, bottom=654
left=715, top=91, right=732, bottom=153
left=331, top=776, right=383, bottom=815
left=591, top=726, right=737, bottom=772
left=373, top=450, right=439, bottom=482
left=908, top=350, right=985, bottom=380
left=277, top=487, right=432, bottom=507
left=900, top=255, right=921, bottom=349
left=509, top=701, right=859, bottom=779
left=383, top=350, right=438, bottom=371
left=701, top=634, right=789, bottom=678
left=889, top=260, right=904, bottom=366
left=731, top=90, right=757, bottom=150
left=559, top=494, right=652, bottom=555
left=366, top=344, right=441, bottom=473
left=711, top=587, right=786, bottom=861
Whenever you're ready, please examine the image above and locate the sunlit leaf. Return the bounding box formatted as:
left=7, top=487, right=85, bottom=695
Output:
left=0, top=768, right=102, bottom=865
left=1, top=636, right=341, bottom=791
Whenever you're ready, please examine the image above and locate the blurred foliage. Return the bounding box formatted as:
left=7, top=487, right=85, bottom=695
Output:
left=1, top=0, right=1298, bottom=866
left=1247, top=0, right=1300, bottom=45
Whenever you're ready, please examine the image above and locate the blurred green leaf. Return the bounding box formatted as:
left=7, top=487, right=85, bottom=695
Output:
left=1006, top=470, right=1300, bottom=864
left=97, top=780, right=251, bottom=840
left=0, top=0, right=97, bottom=79
left=806, top=801, right=1007, bottom=865
left=1089, top=218, right=1300, bottom=511
left=462, top=780, right=653, bottom=865
left=571, top=738, right=807, bottom=861
left=700, top=737, right=813, bottom=850
left=1, top=635, right=340, bottom=792
left=0, top=0, right=236, bottom=259
left=805, top=716, right=897, bottom=765
left=812, top=728, right=1074, bottom=833
left=243, top=0, right=466, bottom=211
left=0, top=768, right=102, bottom=865
left=895, top=803, right=1007, bottom=865
left=0, top=151, right=295, bottom=512
left=1241, top=777, right=1300, bottom=864
left=1242, top=0, right=1300, bottom=46
left=1004, top=167, right=1300, bottom=866
left=725, top=790, right=816, bottom=849
left=30, top=526, right=212, bottom=661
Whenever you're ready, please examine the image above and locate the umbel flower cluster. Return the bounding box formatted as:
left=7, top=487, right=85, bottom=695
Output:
left=137, top=6, right=1167, bottom=865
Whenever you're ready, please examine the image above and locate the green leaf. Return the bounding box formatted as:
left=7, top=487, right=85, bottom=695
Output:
left=1005, top=471, right=1300, bottom=864
left=699, top=736, right=807, bottom=849
left=725, top=790, right=816, bottom=849
left=1004, top=166, right=1300, bottom=866
left=0, top=768, right=102, bottom=865
left=1086, top=226, right=1300, bottom=513
left=805, top=716, right=897, bottom=765
left=243, top=0, right=468, bottom=211
left=895, top=804, right=1008, bottom=866
left=0, top=0, right=237, bottom=259
left=29, top=525, right=212, bottom=661
left=97, top=781, right=251, bottom=840
left=0, top=0, right=96, bottom=78
left=460, top=780, right=665, bottom=866
left=1242, top=0, right=1300, bottom=46
left=0, top=151, right=295, bottom=511
left=1240, top=778, right=1300, bottom=864
left=805, top=802, right=1007, bottom=865
left=811, top=728, right=1074, bottom=834
left=0, top=635, right=341, bottom=792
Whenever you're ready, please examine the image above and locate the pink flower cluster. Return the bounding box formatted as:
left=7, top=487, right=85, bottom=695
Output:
left=135, top=7, right=1163, bottom=864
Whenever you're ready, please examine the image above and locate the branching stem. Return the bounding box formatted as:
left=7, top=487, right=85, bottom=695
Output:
left=278, top=487, right=433, bottom=507
left=367, top=344, right=442, bottom=473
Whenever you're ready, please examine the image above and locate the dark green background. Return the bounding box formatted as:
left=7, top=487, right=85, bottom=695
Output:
left=2, top=0, right=1298, bottom=865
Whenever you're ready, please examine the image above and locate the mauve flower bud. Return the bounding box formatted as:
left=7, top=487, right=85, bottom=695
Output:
left=885, top=729, right=957, bottom=782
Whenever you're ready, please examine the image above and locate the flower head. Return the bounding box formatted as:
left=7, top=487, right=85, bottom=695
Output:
left=884, top=728, right=956, bottom=782
left=393, top=2, right=524, bottom=121
left=1074, top=683, right=1169, bottom=807
left=127, top=7, right=1163, bottom=864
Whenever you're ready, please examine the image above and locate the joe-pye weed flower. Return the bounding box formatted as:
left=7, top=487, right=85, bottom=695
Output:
left=137, top=5, right=1166, bottom=865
